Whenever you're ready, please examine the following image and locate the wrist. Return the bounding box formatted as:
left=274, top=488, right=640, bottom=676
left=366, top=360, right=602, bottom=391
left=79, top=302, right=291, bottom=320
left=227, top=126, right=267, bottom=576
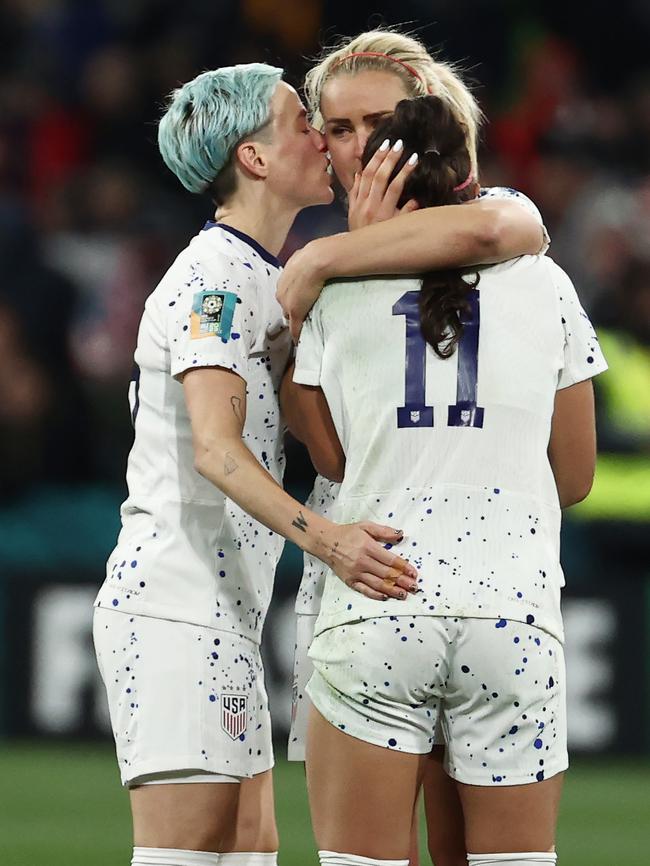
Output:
left=300, top=513, right=337, bottom=564
left=307, top=235, right=342, bottom=282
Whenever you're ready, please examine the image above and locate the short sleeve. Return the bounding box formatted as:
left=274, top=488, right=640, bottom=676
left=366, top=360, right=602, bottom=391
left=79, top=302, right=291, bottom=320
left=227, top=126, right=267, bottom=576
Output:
left=167, top=257, right=258, bottom=381
left=293, top=306, right=325, bottom=387
left=545, top=259, right=608, bottom=390
left=479, top=186, right=551, bottom=255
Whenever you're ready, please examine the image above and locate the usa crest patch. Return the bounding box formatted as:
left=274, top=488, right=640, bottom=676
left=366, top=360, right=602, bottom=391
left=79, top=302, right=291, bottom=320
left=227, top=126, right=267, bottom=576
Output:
left=191, top=290, right=237, bottom=340
left=221, top=693, right=248, bottom=740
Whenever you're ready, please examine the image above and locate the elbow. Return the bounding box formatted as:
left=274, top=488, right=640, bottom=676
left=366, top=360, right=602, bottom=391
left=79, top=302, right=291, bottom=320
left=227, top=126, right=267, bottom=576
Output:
left=313, top=459, right=345, bottom=484
left=193, top=436, right=219, bottom=480
left=473, top=205, right=542, bottom=261
left=560, top=473, right=595, bottom=508
left=473, top=206, right=504, bottom=256
left=311, top=450, right=345, bottom=484
left=193, top=446, right=210, bottom=480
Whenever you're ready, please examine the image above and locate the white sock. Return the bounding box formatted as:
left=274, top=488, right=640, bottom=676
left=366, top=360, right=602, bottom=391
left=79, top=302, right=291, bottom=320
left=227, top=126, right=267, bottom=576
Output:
left=219, top=855, right=278, bottom=865
left=131, top=848, right=219, bottom=866
left=467, top=854, right=557, bottom=865
left=319, top=851, right=409, bottom=866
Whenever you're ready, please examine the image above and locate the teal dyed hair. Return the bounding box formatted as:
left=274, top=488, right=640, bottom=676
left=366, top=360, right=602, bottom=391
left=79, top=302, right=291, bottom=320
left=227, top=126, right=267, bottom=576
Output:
left=158, top=63, right=283, bottom=194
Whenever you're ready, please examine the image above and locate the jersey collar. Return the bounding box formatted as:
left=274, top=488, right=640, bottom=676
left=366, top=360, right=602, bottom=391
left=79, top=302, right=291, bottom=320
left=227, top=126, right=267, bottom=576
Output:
left=203, top=221, right=281, bottom=269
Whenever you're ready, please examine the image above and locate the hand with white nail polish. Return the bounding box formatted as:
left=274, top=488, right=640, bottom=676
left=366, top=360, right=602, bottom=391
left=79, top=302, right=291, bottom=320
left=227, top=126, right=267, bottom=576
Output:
left=348, top=133, right=420, bottom=230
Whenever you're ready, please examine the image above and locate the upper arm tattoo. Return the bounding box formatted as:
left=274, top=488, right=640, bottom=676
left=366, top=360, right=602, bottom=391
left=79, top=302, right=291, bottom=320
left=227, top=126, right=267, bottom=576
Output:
left=230, top=395, right=245, bottom=425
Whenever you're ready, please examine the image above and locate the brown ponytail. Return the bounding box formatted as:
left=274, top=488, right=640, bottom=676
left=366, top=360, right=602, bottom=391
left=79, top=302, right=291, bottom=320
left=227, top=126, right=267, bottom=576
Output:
left=362, top=95, right=479, bottom=358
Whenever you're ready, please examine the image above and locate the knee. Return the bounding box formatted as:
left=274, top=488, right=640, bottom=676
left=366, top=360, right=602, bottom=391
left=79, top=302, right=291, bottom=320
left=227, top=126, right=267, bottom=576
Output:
left=220, top=811, right=279, bottom=853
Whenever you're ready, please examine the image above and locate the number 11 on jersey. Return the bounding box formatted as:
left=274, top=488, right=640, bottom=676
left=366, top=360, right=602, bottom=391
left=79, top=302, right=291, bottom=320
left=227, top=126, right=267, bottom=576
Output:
left=392, top=289, right=485, bottom=429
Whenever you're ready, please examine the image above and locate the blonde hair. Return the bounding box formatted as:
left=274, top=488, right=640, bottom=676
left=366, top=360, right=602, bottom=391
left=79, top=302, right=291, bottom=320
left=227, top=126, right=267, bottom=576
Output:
left=304, top=30, right=483, bottom=173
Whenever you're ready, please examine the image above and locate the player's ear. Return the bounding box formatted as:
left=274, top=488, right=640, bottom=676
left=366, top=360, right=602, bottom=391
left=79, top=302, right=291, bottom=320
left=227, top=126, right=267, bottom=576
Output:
left=235, top=140, right=269, bottom=180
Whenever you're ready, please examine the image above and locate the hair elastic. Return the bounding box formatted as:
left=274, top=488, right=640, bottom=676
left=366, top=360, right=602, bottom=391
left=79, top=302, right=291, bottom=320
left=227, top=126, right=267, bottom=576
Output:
left=331, top=51, right=432, bottom=92
left=453, top=172, right=474, bottom=192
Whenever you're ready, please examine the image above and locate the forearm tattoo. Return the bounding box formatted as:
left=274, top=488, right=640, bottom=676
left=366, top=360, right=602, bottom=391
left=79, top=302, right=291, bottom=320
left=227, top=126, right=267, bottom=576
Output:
left=224, top=451, right=238, bottom=476
left=291, top=510, right=308, bottom=533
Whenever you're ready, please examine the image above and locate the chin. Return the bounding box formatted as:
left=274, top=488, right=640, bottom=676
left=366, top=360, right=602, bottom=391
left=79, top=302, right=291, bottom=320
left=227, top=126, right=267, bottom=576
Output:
left=305, top=183, right=334, bottom=207
left=321, top=185, right=335, bottom=205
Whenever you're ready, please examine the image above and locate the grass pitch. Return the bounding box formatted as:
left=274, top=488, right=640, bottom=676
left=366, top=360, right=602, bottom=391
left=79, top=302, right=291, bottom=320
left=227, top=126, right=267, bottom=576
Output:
left=0, top=742, right=647, bottom=865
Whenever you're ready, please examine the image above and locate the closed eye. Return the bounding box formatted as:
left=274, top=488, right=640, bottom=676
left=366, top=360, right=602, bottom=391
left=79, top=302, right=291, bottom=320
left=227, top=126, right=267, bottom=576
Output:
left=329, top=126, right=352, bottom=138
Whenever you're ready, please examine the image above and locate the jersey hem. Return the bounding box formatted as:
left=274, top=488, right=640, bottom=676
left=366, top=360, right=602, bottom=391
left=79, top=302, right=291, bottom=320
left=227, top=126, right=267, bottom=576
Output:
left=292, top=368, right=320, bottom=386
left=313, top=608, right=564, bottom=645
left=93, top=600, right=264, bottom=646
left=121, top=752, right=275, bottom=786
left=170, top=355, right=248, bottom=383
left=557, top=358, right=608, bottom=390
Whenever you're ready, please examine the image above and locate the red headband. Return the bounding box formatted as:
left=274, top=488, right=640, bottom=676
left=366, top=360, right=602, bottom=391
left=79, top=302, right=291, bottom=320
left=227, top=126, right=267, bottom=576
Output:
left=331, top=51, right=432, bottom=92
left=453, top=172, right=475, bottom=192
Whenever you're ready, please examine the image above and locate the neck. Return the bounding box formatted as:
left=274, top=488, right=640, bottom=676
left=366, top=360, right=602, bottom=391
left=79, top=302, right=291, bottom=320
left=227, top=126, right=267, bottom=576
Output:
left=215, top=186, right=299, bottom=257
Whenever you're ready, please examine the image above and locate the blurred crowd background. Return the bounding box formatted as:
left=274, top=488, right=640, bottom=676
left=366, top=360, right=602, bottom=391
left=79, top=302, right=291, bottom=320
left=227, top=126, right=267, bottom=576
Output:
left=0, top=0, right=648, bottom=749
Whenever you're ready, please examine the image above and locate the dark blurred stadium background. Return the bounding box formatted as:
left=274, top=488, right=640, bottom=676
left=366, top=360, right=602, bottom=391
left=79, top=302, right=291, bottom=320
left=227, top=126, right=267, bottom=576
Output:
left=0, top=1, right=648, bottom=864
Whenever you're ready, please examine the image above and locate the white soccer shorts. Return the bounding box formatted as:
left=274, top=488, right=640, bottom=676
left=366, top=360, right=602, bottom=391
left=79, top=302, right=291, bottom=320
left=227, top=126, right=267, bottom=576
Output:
left=308, top=615, right=568, bottom=786
left=94, top=608, right=274, bottom=785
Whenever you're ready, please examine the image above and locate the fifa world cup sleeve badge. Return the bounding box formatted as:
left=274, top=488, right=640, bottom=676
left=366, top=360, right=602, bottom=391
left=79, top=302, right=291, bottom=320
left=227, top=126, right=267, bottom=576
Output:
left=190, top=290, right=238, bottom=341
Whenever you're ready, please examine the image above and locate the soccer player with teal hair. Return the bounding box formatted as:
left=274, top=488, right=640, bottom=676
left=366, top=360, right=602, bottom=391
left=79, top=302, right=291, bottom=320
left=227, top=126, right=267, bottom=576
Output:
left=93, top=61, right=419, bottom=866
left=157, top=64, right=282, bottom=196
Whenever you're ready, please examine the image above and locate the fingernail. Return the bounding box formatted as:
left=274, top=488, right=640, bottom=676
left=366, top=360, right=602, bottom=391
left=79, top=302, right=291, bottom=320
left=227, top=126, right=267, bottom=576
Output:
left=407, top=152, right=418, bottom=166
left=382, top=595, right=389, bottom=601
left=392, top=139, right=403, bottom=152
left=394, top=528, right=403, bottom=535
left=379, top=139, right=390, bottom=152
left=399, top=591, right=407, bottom=600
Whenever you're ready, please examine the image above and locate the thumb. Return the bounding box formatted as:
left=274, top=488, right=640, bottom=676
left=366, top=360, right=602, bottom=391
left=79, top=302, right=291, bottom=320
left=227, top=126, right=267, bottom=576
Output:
left=361, top=522, right=404, bottom=544
left=399, top=198, right=420, bottom=214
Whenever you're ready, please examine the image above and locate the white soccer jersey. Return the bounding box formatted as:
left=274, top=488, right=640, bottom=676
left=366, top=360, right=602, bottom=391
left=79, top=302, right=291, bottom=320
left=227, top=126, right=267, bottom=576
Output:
left=294, top=255, right=607, bottom=643
left=95, top=222, right=291, bottom=643
left=294, top=187, right=549, bottom=617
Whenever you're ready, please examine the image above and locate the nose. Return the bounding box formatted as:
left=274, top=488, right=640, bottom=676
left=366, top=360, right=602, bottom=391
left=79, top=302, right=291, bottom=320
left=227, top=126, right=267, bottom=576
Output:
left=310, top=127, right=327, bottom=152
left=353, top=130, right=370, bottom=160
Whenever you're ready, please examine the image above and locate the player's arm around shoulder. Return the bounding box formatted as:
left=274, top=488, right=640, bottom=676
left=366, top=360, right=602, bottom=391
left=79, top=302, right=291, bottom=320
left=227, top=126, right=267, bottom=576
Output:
left=276, top=189, right=546, bottom=341
left=280, top=361, right=345, bottom=483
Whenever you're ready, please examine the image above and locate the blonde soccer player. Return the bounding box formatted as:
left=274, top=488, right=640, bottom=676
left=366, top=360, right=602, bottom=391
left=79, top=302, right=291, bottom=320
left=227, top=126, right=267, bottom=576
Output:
left=280, top=29, right=552, bottom=866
